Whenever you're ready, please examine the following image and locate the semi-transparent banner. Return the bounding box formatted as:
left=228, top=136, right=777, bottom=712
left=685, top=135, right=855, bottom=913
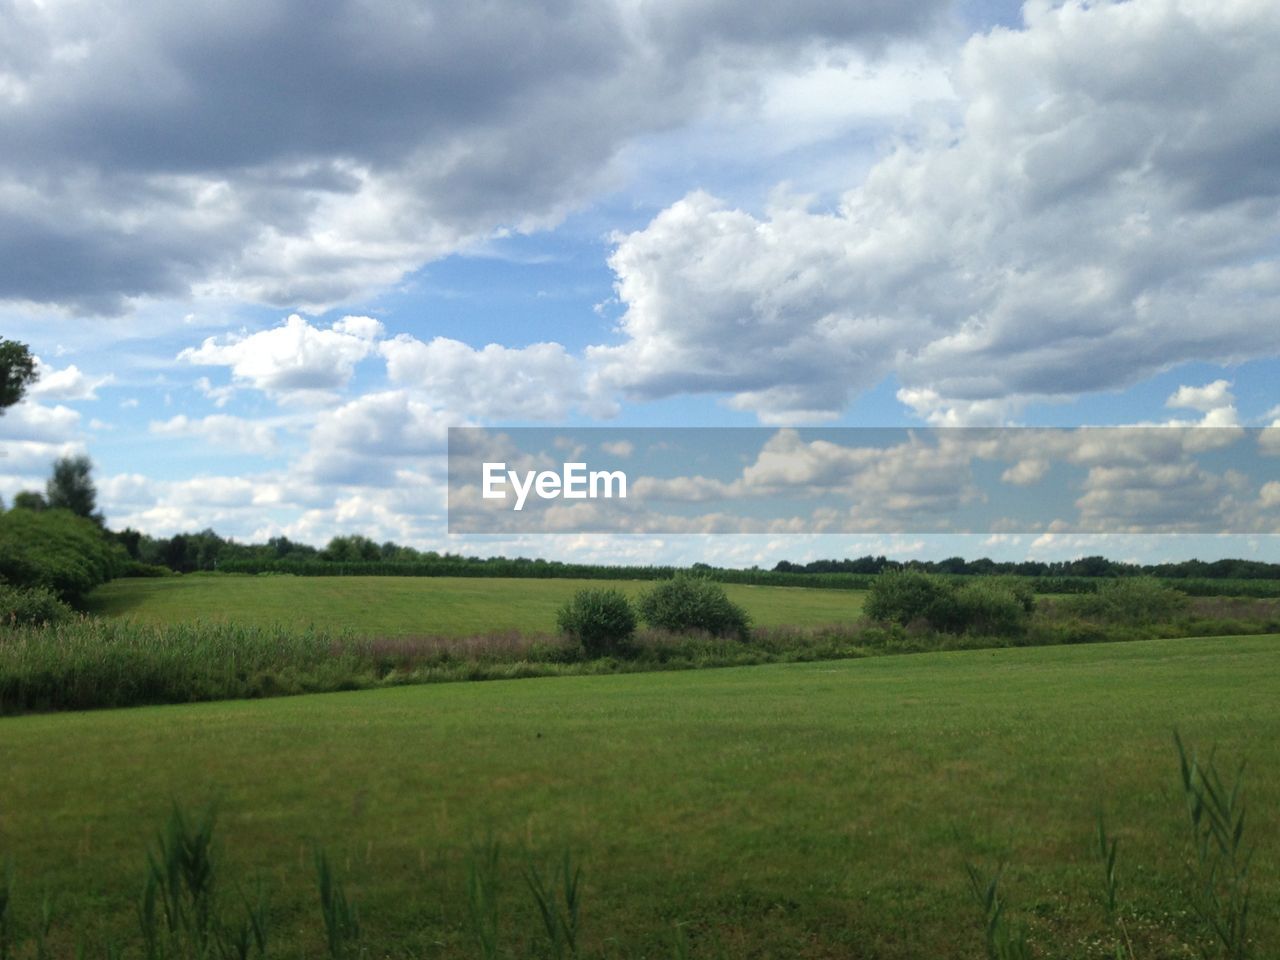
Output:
left=447, top=427, right=1280, bottom=534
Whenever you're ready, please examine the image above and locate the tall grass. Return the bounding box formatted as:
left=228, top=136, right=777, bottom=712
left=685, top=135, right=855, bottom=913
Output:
left=314, top=850, right=362, bottom=960
left=1176, top=732, right=1252, bottom=959
left=0, top=619, right=890, bottom=715
left=964, top=864, right=1032, bottom=960
left=965, top=734, right=1257, bottom=960
left=2, top=600, right=1278, bottom=715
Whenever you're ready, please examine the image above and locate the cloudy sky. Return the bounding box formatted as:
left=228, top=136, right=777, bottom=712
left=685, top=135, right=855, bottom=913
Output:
left=2, top=0, right=1278, bottom=565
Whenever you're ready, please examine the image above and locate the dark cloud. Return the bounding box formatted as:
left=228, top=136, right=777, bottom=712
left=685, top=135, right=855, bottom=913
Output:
left=0, top=0, right=947, bottom=312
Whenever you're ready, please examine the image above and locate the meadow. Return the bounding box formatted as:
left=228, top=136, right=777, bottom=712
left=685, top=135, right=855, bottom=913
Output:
left=1, top=574, right=1269, bottom=716
left=83, top=575, right=867, bottom=636
left=1, top=634, right=1276, bottom=958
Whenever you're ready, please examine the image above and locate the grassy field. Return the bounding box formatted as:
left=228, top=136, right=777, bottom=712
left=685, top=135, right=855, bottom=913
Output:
left=84, top=575, right=867, bottom=636
left=1, top=634, right=1276, bottom=958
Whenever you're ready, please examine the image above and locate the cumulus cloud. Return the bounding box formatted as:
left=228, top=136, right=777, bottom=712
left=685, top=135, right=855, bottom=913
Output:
left=1164, top=379, right=1240, bottom=427
left=600, top=440, right=634, bottom=458
left=150, top=414, right=279, bottom=455
left=194, top=377, right=236, bottom=408
left=0, top=401, right=80, bottom=442
left=0, top=0, right=946, bottom=314
left=1074, top=462, right=1240, bottom=533
left=1168, top=380, right=1233, bottom=414
left=1261, top=481, right=1280, bottom=509
left=596, top=0, right=1280, bottom=423
left=381, top=334, right=606, bottom=420
left=590, top=192, right=916, bottom=422
left=1001, top=458, right=1050, bottom=486
left=178, top=314, right=379, bottom=396
left=0, top=395, right=85, bottom=495
left=298, top=390, right=453, bottom=486
left=28, top=359, right=114, bottom=401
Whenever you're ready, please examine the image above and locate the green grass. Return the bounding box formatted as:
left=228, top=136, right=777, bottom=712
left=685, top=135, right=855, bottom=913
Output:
left=84, top=575, right=867, bottom=636
left=1, top=635, right=1276, bottom=957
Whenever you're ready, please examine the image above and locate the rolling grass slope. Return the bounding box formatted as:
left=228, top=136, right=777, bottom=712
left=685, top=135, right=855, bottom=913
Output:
left=84, top=574, right=866, bottom=636
left=1, top=634, right=1276, bottom=957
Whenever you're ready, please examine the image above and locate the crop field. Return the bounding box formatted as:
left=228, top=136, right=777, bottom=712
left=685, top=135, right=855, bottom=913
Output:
left=84, top=574, right=867, bottom=636
left=1, top=634, right=1276, bottom=958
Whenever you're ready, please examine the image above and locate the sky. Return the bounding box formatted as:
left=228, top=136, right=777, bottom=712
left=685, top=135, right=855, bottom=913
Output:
left=1, top=0, right=1278, bottom=567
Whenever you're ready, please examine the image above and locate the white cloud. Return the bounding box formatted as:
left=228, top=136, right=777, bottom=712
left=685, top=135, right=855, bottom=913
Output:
left=600, top=440, right=634, bottom=458
left=595, top=0, right=1280, bottom=424
left=1073, top=460, right=1260, bottom=534
left=0, top=440, right=84, bottom=490
left=1168, top=379, right=1234, bottom=413
left=1001, top=458, right=1049, bottom=486
left=28, top=359, right=114, bottom=401
left=381, top=334, right=608, bottom=420
left=99, top=470, right=331, bottom=536
left=1164, top=379, right=1239, bottom=427
left=591, top=191, right=913, bottom=422
left=194, top=377, right=236, bottom=408
left=0, top=401, right=81, bottom=442
left=297, top=390, right=452, bottom=486
left=150, top=414, right=279, bottom=456
left=178, top=314, right=379, bottom=395
left=97, top=473, right=158, bottom=508
left=896, top=389, right=1021, bottom=427
left=1261, top=481, right=1280, bottom=509
left=1261, top=428, right=1280, bottom=456
left=331, top=315, right=385, bottom=340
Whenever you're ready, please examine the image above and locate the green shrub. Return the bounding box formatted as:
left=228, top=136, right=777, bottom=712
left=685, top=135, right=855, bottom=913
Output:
left=556, top=588, right=637, bottom=656
left=636, top=574, right=751, bottom=640
left=0, top=507, right=123, bottom=603
left=948, top=578, right=1034, bottom=636
left=0, top=583, right=73, bottom=626
left=866, top=572, right=1033, bottom=636
left=1067, top=577, right=1189, bottom=625
left=120, top=560, right=175, bottom=578
left=864, top=570, right=952, bottom=627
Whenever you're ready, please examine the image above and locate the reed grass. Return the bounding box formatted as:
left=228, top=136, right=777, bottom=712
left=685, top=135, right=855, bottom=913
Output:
left=5, top=594, right=1280, bottom=715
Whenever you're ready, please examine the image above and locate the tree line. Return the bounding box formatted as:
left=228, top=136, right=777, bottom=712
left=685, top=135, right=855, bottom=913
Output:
left=773, top=554, right=1280, bottom=580
left=3, top=334, right=1278, bottom=618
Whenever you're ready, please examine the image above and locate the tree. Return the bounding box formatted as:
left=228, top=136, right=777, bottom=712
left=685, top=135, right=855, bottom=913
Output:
left=0, top=338, right=37, bottom=412
left=46, top=454, right=99, bottom=520
left=11, top=491, right=48, bottom=511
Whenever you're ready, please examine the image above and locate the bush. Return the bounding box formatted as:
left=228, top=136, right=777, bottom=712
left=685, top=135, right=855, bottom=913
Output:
left=1066, top=577, right=1189, bottom=625
left=556, top=588, right=637, bottom=656
left=0, top=583, right=74, bottom=626
left=120, top=560, right=175, bottom=578
left=948, top=578, right=1034, bottom=636
left=636, top=574, right=751, bottom=640
left=0, top=507, right=123, bottom=603
left=866, top=572, right=1033, bottom=636
left=864, top=570, right=953, bottom=627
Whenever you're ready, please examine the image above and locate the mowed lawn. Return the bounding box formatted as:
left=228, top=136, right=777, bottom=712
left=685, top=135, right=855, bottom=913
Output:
left=84, top=574, right=866, bottom=636
left=2, top=636, right=1277, bottom=958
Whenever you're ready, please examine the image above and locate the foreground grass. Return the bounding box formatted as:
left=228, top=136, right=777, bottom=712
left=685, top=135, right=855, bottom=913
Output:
left=84, top=575, right=867, bottom=636
left=1, top=635, right=1276, bottom=958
